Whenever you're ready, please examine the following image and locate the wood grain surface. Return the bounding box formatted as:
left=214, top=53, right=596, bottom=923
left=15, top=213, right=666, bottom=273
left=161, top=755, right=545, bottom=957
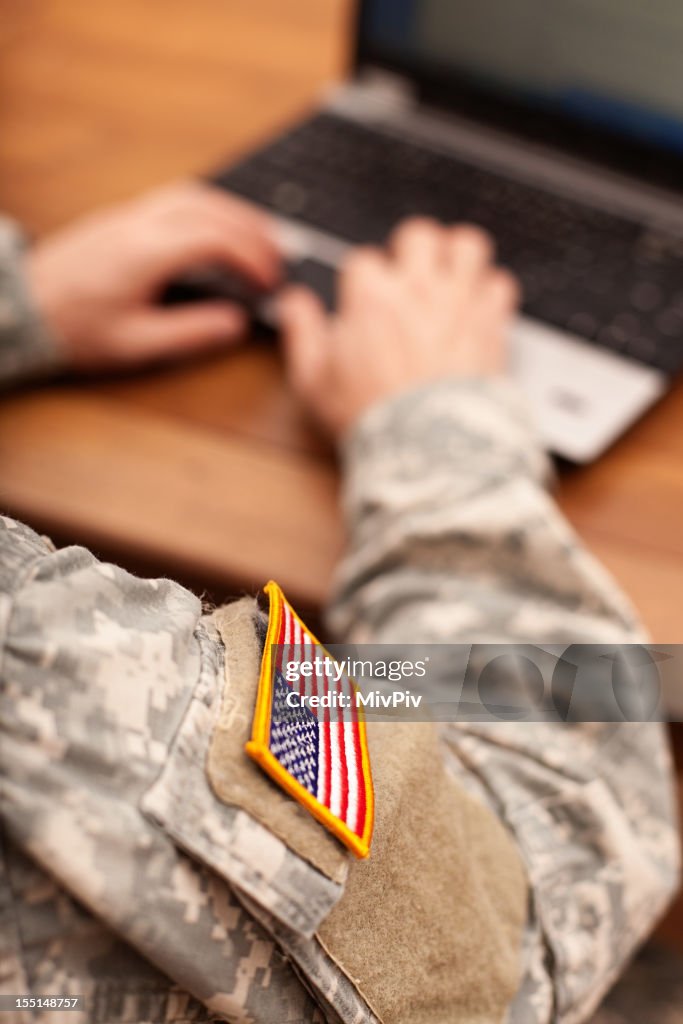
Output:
left=1, top=0, right=683, bottom=637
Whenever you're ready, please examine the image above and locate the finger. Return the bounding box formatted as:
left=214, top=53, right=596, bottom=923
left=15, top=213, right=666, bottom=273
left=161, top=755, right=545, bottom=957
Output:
left=150, top=217, right=282, bottom=290
left=210, top=215, right=281, bottom=287
left=123, top=301, right=248, bottom=361
left=339, top=247, right=392, bottom=311
left=187, top=183, right=274, bottom=233
left=278, top=285, right=331, bottom=396
left=475, top=270, right=520, bottom=373
left=444, top=225, right=494, bottom=275
left=389, top=217, right=445, bottom=273
left=138, top=179, right=282, bottom=287
left=175, top=185, right=282, bottom=280
left=143, top=180, right=277, bottom=246
left=485, top=267, right=521, bottom=313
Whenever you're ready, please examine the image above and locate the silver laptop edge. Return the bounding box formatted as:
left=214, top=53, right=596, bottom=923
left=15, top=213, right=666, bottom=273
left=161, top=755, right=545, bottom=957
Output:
left=265, top=75, right=676, bottom=462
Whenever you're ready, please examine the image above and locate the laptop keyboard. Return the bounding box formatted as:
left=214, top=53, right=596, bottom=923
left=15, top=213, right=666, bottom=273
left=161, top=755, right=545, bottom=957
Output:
left=215, top=112, right=683, bottom=373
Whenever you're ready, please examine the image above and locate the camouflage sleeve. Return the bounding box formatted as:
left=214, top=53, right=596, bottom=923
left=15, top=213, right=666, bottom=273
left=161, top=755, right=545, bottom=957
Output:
left=0, top=217, right=62, bottom=387
left=328, top=377, right=681, bottom=1024
left=0, top=516, right=329, bottom=1022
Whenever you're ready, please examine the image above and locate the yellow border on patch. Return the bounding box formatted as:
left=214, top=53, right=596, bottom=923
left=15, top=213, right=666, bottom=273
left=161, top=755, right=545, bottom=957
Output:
left=245, top=580, right=375, bottom=859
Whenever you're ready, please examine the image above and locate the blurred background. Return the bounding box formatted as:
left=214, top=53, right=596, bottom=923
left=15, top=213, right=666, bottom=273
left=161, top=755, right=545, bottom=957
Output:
left=0, top=0, right=349, bottom=232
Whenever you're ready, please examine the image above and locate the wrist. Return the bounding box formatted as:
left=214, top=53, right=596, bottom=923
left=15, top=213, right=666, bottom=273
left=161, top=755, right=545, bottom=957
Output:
left=340, top=375, right=553, bottom=500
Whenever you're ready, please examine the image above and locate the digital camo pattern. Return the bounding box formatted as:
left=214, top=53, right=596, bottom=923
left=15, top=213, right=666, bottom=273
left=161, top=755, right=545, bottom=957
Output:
left=236, top=890, right=380, bottom=1024
left=0, top=833, right=212, bottom=1024
left=329, top=378, right=681, bottom=1024
left=0, top=218, right=61, bottom=387
left=0, top=517, right=324, bottom=1023
left=140, top=611, right=346, bottom=939
left=0, top=214, right=679, bottom=1024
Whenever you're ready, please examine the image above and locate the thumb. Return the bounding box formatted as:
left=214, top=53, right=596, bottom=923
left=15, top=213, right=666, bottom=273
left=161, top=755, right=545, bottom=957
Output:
left=278, top=286, right=330, bottom=397
left=124, top=301, right=248, bottom=362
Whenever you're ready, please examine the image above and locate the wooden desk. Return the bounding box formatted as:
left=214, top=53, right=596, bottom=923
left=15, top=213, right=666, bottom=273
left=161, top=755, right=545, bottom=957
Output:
left=1, top=0, right=683, bottom=635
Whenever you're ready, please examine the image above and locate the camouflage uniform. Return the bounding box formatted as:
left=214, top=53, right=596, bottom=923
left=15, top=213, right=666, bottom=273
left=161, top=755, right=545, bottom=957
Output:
left=0, top=220, right=61, bottom=387
left=0, top=214, right=680, bottom=1023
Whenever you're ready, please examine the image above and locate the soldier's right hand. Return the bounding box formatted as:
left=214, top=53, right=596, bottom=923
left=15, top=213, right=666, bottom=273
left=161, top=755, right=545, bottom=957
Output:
left=279, top=218, right=519, bottom=438
left=25, top=181, right=280, bottom=370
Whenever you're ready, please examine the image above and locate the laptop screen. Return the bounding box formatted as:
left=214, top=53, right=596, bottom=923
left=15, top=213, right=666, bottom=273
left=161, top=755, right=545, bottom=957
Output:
left=359, top=0, right=683, bottom=158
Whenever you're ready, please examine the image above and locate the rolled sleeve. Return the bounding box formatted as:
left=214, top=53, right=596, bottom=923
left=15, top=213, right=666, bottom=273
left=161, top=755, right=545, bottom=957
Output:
left=328, top=377, right=681, bottom=1024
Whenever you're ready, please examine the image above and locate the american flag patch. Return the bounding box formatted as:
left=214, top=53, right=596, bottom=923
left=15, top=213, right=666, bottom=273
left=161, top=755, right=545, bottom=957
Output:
left=246, top=581, right=374, bottom=858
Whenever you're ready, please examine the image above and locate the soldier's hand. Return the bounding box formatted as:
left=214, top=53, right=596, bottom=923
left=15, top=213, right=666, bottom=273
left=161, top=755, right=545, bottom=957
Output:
left=279, top=219, right=519, bottom=438
left=25, top=182, right=281, bottom=369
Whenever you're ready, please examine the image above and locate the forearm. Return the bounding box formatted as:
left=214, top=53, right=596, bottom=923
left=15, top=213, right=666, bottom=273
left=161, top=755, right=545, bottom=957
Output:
left=329, top=378, right=680, bottom=1023
left=329, top=376, right=639, bottom=645
left=0, top=217, right=61, bottom=388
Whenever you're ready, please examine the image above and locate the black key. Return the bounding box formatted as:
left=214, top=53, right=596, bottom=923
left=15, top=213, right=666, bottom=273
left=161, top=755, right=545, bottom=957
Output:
left=286, top=258, right=337, bottom=311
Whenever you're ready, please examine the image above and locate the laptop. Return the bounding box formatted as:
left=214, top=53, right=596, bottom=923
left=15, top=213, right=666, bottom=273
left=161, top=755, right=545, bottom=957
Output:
left=211, top=0, right=683, bottom=462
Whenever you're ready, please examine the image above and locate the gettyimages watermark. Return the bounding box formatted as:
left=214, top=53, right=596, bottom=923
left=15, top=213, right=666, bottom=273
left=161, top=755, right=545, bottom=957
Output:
left=269, top=643, right=683, bottom=722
